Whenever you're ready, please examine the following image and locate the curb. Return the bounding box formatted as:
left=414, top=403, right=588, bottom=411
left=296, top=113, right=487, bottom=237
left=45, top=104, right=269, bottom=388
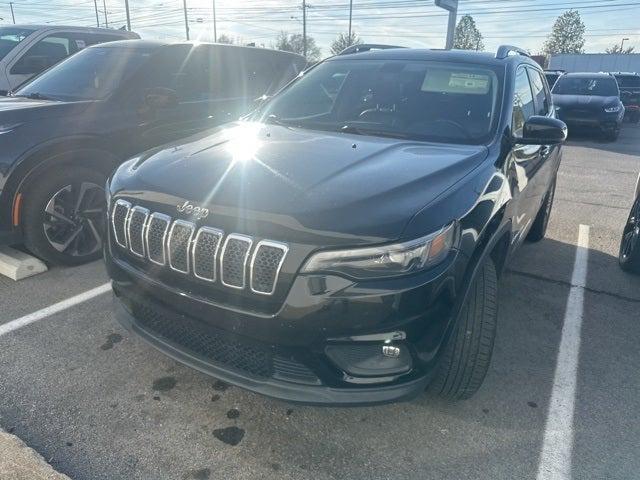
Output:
left=0, top=429, right=71, bottom=480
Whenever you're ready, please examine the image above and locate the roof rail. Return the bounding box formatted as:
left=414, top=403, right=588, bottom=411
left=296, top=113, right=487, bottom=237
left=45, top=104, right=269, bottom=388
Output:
left=495, top=45, right=530, bottom=59
left=339, top=43, right=406, bottom=55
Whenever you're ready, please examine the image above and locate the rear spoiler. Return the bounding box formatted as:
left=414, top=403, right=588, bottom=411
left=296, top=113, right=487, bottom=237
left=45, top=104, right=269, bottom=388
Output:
left=338, top=44, right=406, bottom=55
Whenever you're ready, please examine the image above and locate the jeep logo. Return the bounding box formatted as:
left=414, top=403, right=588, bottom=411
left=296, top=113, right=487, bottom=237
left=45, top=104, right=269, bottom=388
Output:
left=176, top=200, right=209, bottom=219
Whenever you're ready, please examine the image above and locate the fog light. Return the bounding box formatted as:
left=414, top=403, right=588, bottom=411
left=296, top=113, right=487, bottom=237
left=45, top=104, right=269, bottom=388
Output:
left=325, top=344, right=412, bottom=377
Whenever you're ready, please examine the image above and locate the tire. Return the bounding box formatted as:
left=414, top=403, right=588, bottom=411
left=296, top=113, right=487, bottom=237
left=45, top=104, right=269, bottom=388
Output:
left=604, top=126, right=620, bottom=141
left=22, top=166, right=107, bottom=266
left=619, top=195, right=640, bottom=274
left=527, top=179, right=556, bottom=242
left=431, top=257, right=498, bottom=400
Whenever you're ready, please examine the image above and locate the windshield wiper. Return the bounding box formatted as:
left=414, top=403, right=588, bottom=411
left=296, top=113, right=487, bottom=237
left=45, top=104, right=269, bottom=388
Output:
left=263, top=114, right=295, bottom=127
left=339, top=124, right=412, bottom=140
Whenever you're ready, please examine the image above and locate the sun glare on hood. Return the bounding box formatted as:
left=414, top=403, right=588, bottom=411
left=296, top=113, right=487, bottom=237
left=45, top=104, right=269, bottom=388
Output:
left=225, top=123, right=263, bottom=163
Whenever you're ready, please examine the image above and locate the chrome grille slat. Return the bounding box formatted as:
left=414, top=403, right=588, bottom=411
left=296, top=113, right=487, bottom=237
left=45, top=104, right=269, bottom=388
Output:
left=145, top=213, right=171, bottom=266
left=220, top=234, right=253, bottom=289
left=127, top=206, right=150, bottom=257
left=192, top=227, right=224, bottom=282
left=111, top=200, right=131, bottom=248
left=112, top=202, right=288, bottom=295
left=250, top=241, right=288, bottom=295
left=168, top=220, right=195, bottom=274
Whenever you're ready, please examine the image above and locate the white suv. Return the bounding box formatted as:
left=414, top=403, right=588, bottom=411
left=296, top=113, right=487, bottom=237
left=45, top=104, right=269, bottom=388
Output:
left=0, top=25, right=138, bottom=95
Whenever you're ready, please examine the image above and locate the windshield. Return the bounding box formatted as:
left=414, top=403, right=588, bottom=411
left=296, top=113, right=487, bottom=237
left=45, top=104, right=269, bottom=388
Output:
left=615, top=75, right=640, bottom=88
left=257, top=59, right=502, bottom=144
left=14, top=46, right=152, bottom=101
left=553, top=77, right=619, bottom=96
left=0, top=27, right=36, bottom=61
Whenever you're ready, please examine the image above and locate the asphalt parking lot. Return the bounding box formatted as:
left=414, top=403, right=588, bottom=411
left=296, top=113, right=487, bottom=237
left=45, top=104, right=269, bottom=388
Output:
left=1, top=125, right=640, bottom=480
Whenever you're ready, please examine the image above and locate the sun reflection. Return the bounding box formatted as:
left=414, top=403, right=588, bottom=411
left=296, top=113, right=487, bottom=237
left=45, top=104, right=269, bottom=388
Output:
left=225, top=123, right=262, bottom=163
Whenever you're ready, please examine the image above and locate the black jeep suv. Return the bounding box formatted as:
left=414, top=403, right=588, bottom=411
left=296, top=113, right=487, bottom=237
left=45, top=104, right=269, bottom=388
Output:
left=105, top=45, right=567, bottom=405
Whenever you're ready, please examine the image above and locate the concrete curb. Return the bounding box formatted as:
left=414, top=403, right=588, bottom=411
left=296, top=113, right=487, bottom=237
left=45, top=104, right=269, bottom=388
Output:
left=0, top=429, right=71, bottom=480
left=0, top=247, right=48, bottom=281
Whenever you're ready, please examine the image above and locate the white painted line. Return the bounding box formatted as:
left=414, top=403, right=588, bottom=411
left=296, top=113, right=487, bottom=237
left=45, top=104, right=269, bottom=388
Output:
left=536, top=224, right=590, bottom=480
left=0, top=283, right=111, bottom=337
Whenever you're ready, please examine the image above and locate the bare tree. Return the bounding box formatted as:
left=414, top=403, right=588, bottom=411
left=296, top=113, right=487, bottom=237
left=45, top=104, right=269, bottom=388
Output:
left=330, top=32, right=363, bottom=55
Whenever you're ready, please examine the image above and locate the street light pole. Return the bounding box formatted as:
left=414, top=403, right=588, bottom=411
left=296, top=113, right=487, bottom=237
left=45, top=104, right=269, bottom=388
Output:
left=124, top=0, right=131, bottom=31
left=212, top=0, right=217, bottom=42
left=435, top=0, right=458, bottom=50
left=183, top=0, right=190, bottom=40
left=348, top=0, right=353, bottom=39
left=302, top=0, right=307, bottom=58
left=621, top=37, right=629, bottom=51
left=9, top=2, right=15, bottom=24
left=93, top=0, right=100, bottom=27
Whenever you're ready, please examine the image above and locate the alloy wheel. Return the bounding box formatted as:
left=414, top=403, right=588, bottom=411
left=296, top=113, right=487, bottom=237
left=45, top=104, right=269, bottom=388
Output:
left=42, top=182, right=105, bottom=257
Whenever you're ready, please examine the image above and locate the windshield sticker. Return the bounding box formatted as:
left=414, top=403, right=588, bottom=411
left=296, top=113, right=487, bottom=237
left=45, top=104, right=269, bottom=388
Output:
left=422, top=71, right=491, bottom=95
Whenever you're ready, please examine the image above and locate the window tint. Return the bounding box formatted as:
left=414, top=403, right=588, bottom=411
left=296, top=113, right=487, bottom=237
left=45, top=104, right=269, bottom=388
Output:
left=552, top=77, right=619, bottom=96
left=512, top=67, right=535, bottom=136
left=615, top=75, right=640, bottom=88
left=11, top=33, right=78, bottom=75
left=528, top=68, right=550, bottom=116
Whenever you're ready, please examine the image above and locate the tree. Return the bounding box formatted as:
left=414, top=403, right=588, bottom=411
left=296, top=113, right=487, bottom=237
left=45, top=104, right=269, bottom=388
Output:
left=453, top=15, right=484, bottom=51
left=605, top=44, right=636, bottom=54
left=274, top=31, right=321, bottom=62
left=330, top=32, right=363, bottom=55
left=216, top=34, right=234, bottom=44
left=543, top=10, right=586, bottom=55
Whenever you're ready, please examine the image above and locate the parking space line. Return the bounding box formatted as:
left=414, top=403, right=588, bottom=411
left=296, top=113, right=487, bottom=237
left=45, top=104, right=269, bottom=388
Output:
left=536, top=224, right=590, bottom=480
left=0, top=283, right=111, bottom=337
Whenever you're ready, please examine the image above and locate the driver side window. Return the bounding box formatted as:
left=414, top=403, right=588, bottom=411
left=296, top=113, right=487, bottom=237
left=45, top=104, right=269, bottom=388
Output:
left=512, top=67, right=535, bottom=137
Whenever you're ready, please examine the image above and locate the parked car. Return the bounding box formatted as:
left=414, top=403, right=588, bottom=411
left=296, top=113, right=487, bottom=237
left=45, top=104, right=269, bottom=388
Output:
left=105, top=45, right=567, bottom=405
left=619, top=173, right=640, bottom=273
left=0, top=40, right=306, bottom=265
left=612, top=72, right=640, bottom=123
left=552, top=72, right=625, bottom=140
left=544, top=69, right=564, bottom=89
left=0, top=25, right=139, bottom=95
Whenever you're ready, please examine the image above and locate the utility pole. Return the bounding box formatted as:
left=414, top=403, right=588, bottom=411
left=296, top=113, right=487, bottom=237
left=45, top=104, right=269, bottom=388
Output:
left=124, top=0, right=131, bottom=31
left=9, top=2, right=15, bottom=24
left=183, top=0, right=190, bottom=40
left=212, top=0, right=217, bottom=41
left=102, top=0, right=109, bottom=27
left=302, top=0, right=307, bottom=58
left=93, top=0, right=100, bottom=26
left=435, top=0, right=458, bottom=50
left=348, top=0, right=353, bottom=39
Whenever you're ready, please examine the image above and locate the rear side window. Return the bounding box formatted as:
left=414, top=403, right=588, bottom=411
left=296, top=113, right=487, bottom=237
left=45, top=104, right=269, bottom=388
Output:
left=615, top=75, right=640, bottom=88
left=528, top=68, right=550, bottom=116
left=0, top=27, right=36, bottom=61
left=512, top=67, right=535, bottom=136
left=10, top=33, right=78, bottom=75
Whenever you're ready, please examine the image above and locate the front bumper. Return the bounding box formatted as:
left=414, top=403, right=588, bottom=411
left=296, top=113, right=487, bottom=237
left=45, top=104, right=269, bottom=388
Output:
left=558, top=111, right=623, bottom=131
left=106, top=244, right=465, bottom=406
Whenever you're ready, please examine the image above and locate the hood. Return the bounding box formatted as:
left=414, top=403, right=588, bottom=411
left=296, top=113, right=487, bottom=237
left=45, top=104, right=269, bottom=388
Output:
left=0, top=97, right=91, bottom=122
left=553, top=94, right=619, bottom=111
left=112, top=122, right=488, bottom=246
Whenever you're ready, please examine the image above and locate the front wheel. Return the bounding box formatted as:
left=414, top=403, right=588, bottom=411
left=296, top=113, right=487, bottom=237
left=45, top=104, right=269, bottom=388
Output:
left=619, top=196, right=640, bottom=274
left=22, top=166, right=107, bottom=266
left=430, top=256, right=498, bottom=400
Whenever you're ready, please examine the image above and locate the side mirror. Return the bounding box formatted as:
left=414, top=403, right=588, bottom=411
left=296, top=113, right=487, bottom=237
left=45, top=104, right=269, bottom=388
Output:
left=144, top=87, right=178, bottom=109
left=520, top=116, right=567, bottom=145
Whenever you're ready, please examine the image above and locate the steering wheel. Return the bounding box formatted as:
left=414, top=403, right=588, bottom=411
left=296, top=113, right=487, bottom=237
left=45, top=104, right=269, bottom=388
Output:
left=419, top=119, right=471, bottom=139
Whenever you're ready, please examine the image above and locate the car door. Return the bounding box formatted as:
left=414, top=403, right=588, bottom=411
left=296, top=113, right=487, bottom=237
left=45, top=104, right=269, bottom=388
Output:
left=508, top=65, right=544, bottom=244
left=527, top=66, right=559, bottom=207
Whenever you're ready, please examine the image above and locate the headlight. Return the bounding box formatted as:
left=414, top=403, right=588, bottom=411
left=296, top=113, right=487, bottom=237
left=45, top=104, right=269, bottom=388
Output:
left=604, top=105, right=621, bottom=113
left=301, top=223, right=456, bottom=279
left=0, top=123, right=23, bottom=135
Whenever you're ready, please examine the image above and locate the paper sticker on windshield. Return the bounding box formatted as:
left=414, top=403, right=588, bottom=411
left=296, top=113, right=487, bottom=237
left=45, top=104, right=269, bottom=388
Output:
left=75, top=39, right=86, bottom=49
left=422, top=70, right=491, bottom=95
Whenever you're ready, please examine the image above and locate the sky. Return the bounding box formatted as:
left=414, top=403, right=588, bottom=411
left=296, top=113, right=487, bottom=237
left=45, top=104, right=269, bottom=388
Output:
left=1, top=0, right=639, bottom=56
